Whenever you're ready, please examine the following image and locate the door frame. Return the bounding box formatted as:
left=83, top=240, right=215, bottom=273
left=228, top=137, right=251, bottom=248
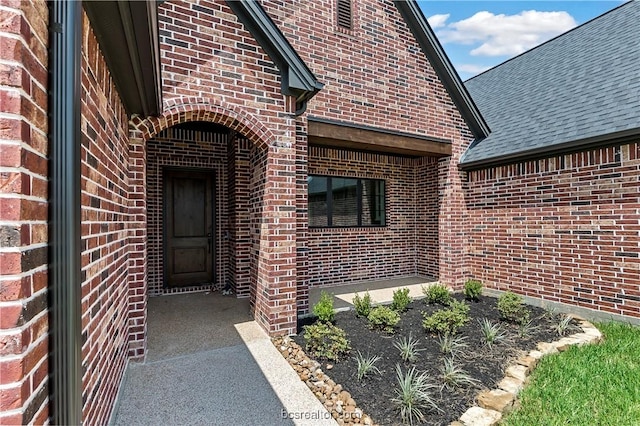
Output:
left=162, top=166, right=217, bottom=289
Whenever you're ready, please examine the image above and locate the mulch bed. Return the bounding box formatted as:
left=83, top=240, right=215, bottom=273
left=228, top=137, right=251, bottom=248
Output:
left=294, top=294, right=578, bottom=425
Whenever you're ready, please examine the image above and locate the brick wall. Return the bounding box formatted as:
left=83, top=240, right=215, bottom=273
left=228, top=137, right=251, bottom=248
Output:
left=308, top=146, right=440, bottom=286
left=0, top=1, right=50, bottom=424
left=79, top=12, right=132, bottom=426
left=263, top=0, right=470, bottom=144
left=466, top=142, right=640, bottom=319
left=261, top=0, right=475, bottom=288
left=142, top=0, right=479, bottom=331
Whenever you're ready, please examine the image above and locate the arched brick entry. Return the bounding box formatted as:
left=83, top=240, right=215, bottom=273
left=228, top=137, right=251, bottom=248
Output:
left=130, top=97, right=277, bottom=149
left=126, top=98, right=299, bottom=359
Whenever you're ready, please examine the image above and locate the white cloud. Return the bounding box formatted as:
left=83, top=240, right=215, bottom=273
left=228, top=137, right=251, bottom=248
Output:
left=457, top=64, right=491, bottom=75
left=437, top=10, right=577, bottom=57
left=427, top=13, right=450, bottom=29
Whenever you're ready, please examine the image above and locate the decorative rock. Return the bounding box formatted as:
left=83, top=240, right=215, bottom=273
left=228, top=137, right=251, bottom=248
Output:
left=528, top=349, right=544, bottom=360
left=515, top=355, right=537, bottom=372
left=333, top=384, right=343, bottom=394
left=505, top=365, right=528, bottom=382
left=362, top=415, right=372, bottom=425
left=555, top=336, right=581, bottom=352
left=537, top=341, right=559, bottom=355
left=477, top=389, right=515, bottom=413
left=450, top=422, right=465, bottom=426
left=498, top=376, right=524, bottom=395
left=459, top=406, right=502, bottom=426
left=326, top=363, right=334, bottom=370
left=339, top=390, right=352, bottom=403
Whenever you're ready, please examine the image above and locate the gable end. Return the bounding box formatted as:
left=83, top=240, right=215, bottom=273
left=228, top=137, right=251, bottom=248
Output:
left=394, top=0, right=490, bottom=140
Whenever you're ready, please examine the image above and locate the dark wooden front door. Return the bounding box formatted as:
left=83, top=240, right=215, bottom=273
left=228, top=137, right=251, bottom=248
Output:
left=164, top=169, right=215, bottom=287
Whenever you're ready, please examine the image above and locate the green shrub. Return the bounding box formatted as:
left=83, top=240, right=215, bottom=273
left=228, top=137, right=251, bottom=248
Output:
left=463, top=279, right=483, bottom=301
left=368, top=306, right=401, bottom=333
left=497, top=291, right=530, bottom=324
left=303, top=322, right=350, bottom=361
left=313, top=291, right=335, bottom=322
left=352, top=292, right=372, bottom=318
left=392, top=365, right=440, bottom=424
left=391, top=288, right=412, bottom=312
left=423, top=283, right=451, bottom=305
left=422, top=300, right=470, bottom=335
left=354, top=351, right=382, bottom=380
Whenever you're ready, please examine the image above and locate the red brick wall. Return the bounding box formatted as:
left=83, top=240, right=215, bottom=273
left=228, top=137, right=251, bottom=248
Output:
left=307, top=147, right=440, bottom=286
left=263, top=0, right=470, bottom=143
left=155, top=0, right=302, bottom=334
left=157, top=1, right=286, bottom=130
left=148, top=0, right=479, bottom=330
left=79, top=13, right=132, bottom=426
left=416, top=157, right=441, bottom=278
left=262, top=0, right=475, bottom=288
left=229, top=136, right=253, bottom=298
left=0, top=1, right=50, bottom=424
left=466, top=142, right=640, bottom=319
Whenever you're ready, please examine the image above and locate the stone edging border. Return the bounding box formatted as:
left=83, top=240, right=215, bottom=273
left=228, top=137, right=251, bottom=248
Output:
left=452, top=315, right=603, bottom=426
left=273, top=336, right=374, bottom=425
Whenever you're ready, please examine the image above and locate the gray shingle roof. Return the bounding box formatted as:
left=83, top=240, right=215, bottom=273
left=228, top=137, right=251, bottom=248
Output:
left=461, top=0, right=640, bottom=168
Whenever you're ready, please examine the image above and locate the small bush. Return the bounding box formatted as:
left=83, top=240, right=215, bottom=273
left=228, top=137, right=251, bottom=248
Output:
left=463, top=279, right=483, bottom=301
left=368, top=306, right=401, bottom=333
left=437, top=334, right=468, bottom=357
left=303, top=322, right=350, bottom=361
left=554, top=315, right=573, bottom=336
left=354, top=351, right=382, bottom=380
left=423, top=283, right=451, bottom=305
left=394, top=332, right=424, bottom=363
left=497, top=291, right=530, bottom=324
left=440, top=358, right=479, bottom=390
left=478, top=318, right=506, bottom=348
left=422, top=300, right=470, bottom=335
left=313, top=291, right=335, bottom=323
left=392, top=365, right=440, bottom=425
left=392, top=288, right=412, bottom=313
left=352, top=292, right=372, bottom=318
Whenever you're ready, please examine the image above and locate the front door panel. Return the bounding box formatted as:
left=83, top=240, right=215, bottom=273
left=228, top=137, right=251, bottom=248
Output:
left=164, top=170, right=214, bottom=287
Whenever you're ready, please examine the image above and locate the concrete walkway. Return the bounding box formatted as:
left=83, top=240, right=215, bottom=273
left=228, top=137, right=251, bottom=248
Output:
left=110, top=292, right=335, bottom=426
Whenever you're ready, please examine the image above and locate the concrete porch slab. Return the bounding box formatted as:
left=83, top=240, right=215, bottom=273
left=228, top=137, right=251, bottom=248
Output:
left=111, top=292, right=336, bottom=425
left=309, top=276, right=437, bottom=312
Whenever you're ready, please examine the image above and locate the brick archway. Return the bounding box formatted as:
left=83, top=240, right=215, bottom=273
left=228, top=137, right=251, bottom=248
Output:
left=127, top=98, right=285, bottom=358
left=130, top=97, right=276, bottom=150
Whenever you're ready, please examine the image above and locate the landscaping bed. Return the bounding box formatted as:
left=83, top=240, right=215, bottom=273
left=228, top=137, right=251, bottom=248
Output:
left=291, top=288, right=581, bottom=425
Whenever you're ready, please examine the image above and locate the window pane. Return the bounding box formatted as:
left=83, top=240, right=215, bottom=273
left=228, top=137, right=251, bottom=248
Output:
left=332, top=177, right=358, bottom=226
left=361, top=179, right=385, bottom=226
left=308, top=176, right=328, bottom=227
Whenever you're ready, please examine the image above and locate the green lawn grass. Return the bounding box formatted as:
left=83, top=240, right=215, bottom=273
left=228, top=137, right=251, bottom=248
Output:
left=502, top=321, right=640, bottom=426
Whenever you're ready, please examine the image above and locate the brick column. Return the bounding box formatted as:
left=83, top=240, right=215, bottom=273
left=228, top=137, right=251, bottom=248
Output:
left=127, top=136, right=148, bottom=358
left=295, top=118, right=310, bottom=316
left=438, top=139, right=472, bottom=290
left=0, top=1, right=50, bottom=424
left=252, top=142, right=298, bottom=335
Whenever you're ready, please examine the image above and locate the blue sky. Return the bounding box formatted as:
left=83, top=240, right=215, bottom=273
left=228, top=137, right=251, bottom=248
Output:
left=417, top=1, right=626, bottom=80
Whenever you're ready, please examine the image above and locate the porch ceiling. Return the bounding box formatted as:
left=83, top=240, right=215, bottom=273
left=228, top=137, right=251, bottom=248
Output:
left=307, top=117, right=452, bottom=157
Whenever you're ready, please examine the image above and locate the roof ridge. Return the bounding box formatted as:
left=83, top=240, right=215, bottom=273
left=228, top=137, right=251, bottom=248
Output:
left=465, top=0, right=636, bottom=83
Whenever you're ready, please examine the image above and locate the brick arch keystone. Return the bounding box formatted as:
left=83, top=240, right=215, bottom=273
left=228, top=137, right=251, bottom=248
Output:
left=129, top=97, right=276, bottom=150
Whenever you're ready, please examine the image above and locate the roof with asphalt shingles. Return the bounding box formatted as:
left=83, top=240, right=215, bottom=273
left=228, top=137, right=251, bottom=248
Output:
left=461, top=0, right=640, bottom=167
